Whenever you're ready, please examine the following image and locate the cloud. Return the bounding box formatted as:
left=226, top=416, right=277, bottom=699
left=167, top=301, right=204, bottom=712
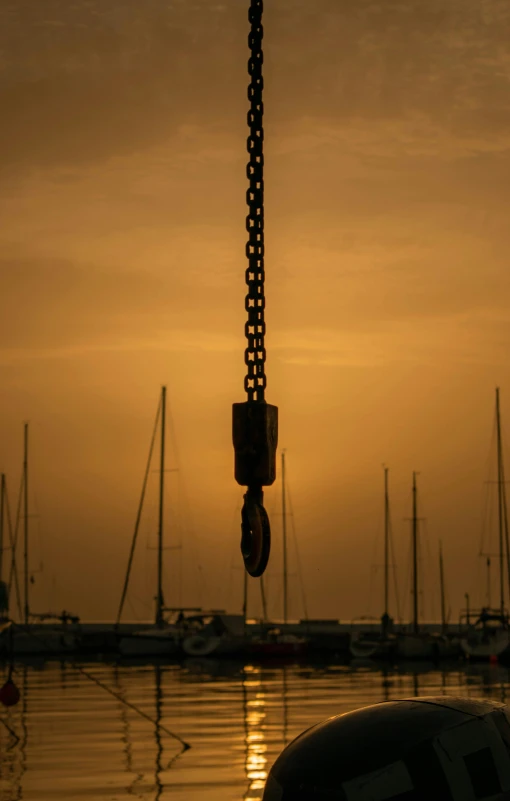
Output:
left=273, top=310, right=510, bottom=369
left=2, top=0, right=510, bottom=174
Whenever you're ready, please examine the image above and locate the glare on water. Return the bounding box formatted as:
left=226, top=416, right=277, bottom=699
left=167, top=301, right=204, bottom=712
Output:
left=0, top=659, right=509, bottom=800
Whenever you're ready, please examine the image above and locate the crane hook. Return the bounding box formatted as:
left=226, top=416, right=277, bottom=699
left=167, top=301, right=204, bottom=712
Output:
left=241, top=486, right=271, bottom=577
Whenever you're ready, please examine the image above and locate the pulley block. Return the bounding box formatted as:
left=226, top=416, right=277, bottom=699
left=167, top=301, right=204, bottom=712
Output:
left=232, top=401, right=278, bottom=487
left=241, top=487, right=271, bottom=577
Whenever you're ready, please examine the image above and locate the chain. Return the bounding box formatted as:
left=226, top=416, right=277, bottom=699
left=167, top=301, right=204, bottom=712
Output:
left=234, top=0, right=276, bottom=578
left=244, top=0, right=266, bottom=403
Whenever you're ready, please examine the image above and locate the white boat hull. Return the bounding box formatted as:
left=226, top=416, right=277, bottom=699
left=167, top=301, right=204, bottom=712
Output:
left=460, top=629, right=510, bottom=659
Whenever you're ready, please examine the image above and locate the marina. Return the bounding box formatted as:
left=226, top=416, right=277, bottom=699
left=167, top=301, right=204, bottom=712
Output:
left=2, top=658, right=510, bottom=801
left=2, top=0, right=510, bottom=798
left=1, top=387, right=510, bottom=665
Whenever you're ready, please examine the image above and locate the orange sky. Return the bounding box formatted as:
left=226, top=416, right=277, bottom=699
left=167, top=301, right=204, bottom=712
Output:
left=1, top=0, right=510, bottom=623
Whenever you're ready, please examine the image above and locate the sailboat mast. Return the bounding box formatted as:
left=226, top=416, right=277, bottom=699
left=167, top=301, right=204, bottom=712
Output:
left=23, top=423, right=29, bottom=625
left=260, top=577, right=268, bottom=622
left=496, top=387, right=505, bottom=618
left=439, top=540, right=446, bottom=633
left=383, top=466, right=389, bottom=619
left=282, top=450, right=288, bottom=625
left=243, top=570, right=248, bottom=621
left=412, top=472, right=419, bottom=634
left=156, top=386, right=166, bottom=626
left=0, top=474, right=4, bottom=582
left=487, top=557, right=492, bottom=608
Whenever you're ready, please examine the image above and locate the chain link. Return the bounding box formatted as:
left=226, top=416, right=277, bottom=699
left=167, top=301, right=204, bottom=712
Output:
left=244, top=0, right=266, bottom=403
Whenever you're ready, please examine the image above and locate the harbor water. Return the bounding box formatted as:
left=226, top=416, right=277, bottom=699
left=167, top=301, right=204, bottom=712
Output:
left=1, top=659, right=510, bottom=800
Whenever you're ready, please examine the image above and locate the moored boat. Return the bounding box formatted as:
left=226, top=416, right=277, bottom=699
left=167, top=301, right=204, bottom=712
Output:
left=460, top=608, right=510, bottom=661
left=248, top=628, right=308, bottom=658
left=460, top=389, right=510, bottom=662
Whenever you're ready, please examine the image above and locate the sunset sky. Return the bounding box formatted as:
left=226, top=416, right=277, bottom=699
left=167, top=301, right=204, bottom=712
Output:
left=2, top=0, right=510, bottom=623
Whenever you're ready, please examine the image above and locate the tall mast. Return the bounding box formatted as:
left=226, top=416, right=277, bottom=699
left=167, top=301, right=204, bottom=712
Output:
left=243, top=570, right=248, bottom=622
left=412, top=472, right=419, bottom=635
left=260, top=577, right=268, bottom=622
left=0, top=474, right=4, bottom=583
left=487, top=557, right=492, bottom=608
left=282, top=450, right=288, bottom=625
left=383, top=466, right=389, bottom=619
left=439, top=540, right=446, bottom=633
left=23, top=423, right=29, bottom=625
left=496, top=388, right=505, bottom=618
left=156, top=386, right=166, bottom=627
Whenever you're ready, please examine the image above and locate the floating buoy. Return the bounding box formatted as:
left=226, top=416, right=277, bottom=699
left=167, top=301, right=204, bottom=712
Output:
left=263, top=696, right=510, bottom=800
left=0, top=679, right=20, bottom=707
left=490, top=654, right=499, bottom=665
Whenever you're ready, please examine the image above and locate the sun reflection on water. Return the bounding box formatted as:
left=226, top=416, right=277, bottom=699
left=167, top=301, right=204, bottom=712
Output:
left=243, top=666, right=268, bottom=800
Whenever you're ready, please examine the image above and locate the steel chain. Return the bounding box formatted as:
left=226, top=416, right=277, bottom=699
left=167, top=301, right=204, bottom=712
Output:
left=244, top=0, right=266, bottom=403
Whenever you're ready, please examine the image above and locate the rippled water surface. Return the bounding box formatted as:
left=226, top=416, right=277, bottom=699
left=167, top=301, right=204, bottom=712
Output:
left=1, top=659, right=510, bottom=799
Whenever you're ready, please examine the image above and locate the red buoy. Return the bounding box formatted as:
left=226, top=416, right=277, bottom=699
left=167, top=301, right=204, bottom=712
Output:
left=0, top=679, right=20, bottom=707
left=490, top=654, right=499, bottom=665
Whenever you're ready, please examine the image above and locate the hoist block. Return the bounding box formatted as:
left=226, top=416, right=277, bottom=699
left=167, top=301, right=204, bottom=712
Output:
left=233, top=401, right=278, bottom=487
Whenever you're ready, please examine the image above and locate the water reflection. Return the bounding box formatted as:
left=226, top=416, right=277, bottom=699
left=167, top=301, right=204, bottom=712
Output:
left=115, top=664, right=145, bottom=796
left=153, top=664, right=164, bottom=801
left=242, top=665, right=268, bottom=801
left=4, top=660, right=510, bottom=799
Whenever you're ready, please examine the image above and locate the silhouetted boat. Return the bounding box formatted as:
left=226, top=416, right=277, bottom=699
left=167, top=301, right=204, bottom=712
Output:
left=460, top=607, right=510, bottom=660
left=460, top=389, right=510, bottom=661
left=117, top=387, right=203, bottom=657
left=350, top=467, right=399, bottom=660
left=181, top=612, right=246, bottom=657
left=351, top=471, right=460, bottom=661
left=248, top=628, right=308, bottom=658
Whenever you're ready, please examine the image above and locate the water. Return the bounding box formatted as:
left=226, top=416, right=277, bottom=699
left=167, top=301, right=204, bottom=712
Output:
left=1, top=659, right=510, bottom=800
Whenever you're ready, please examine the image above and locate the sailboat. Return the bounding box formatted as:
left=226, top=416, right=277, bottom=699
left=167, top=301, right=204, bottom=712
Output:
left=0, top=474, right=11, bottom=625
left=394, top=473, right=459, bottom=660
left=1, top=424, right=80, bottom=656
left=350, top=467, right=398, bottom=659
left=248, top=451, right=308, bottom=658
left=460, top=388, right=510, bottom=661
left=118, top=387, right=185, bottom=657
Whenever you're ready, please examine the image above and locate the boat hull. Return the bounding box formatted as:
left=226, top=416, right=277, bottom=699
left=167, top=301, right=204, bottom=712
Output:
left=0, top=625, right=78, bottom=655
left=460, top=630, right=510, bottom=660
left=118, top=628, right=179, bottom=657
left=349, top=635, right=395, bottom=660
left=249, top=642, right=307, bottom=658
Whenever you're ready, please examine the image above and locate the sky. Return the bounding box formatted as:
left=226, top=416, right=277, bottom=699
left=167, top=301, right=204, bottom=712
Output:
left=1, top=0, right=510, bottom=623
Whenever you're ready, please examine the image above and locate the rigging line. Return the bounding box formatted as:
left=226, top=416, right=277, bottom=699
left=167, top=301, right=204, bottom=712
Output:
left=387, top=497, right=401, bottom=621
left=498, top=404, right=510, bottom=607
left=72, top=663, right=190, bottom=752
left=116, top=395, right=162, bottom=627
left=503, top=466, right=510, bottom=610
left=226, top=506, right=241, bottom=610
left=389, top=528, right=401, bottom=622
left=126, top=595, right=141, bottom=621
left=422, top=520, right=436, bottom=622
left=8, top=472, right=24, bottom=607
left=402, top=535, right=411, bottom=624
left=479, top=407, right=498, bottom=556
left=159, top=392, right=207, bottom=597
left=4, top=481, right=22, bottom=621
left=286, top=483, right=309, bottom=622
left=366, top=565, right=376, bottom=618
left=0, top=715, right=20, bottom=746
left=7, top=620, right=191, bottom=751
